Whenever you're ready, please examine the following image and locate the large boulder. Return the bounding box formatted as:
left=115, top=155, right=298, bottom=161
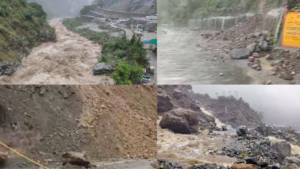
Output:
left=230, top=48, right=251, bottom=59
left=157, top=93, right=174, bottom=113
left=236, top=126, right=248, bottom=136
left=62, top=152, right=91, bottom=168
left=93, top=63, right=114, bottom=75
left=159, top=108, right=199, bottom=134
left=270, top=142, right=292, bottom=162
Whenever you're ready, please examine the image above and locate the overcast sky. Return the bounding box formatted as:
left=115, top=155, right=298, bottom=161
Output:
left=192, top=85, right=300, bottom=124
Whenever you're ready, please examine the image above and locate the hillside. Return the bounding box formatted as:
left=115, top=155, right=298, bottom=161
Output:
left=157, top=85, right=216, bottom=129
left=0, top=0, right=56, bottom=76
left=28, top=0, right=90, bottom=18
left=0, top=85, right=157, bottom=168
left=94, top=0, right=157, bottom=14
left=191, top=93, right=262, bottom=128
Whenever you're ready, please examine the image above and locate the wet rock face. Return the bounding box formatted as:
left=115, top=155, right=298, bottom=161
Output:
left=157, top=94, right=174, bottom=113
left=159, top=108, right=199, bottom=134
left=157, top=85, right=200, bottom=113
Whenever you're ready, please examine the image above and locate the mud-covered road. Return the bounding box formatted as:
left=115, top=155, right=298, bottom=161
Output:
left=158, top=27, right=254, bottom=84
left=158, top=26, right=297, bottom=85
left=0, top=19, right=113, bottom=85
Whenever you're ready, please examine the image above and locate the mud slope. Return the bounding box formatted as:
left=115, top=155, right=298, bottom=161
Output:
left=0, top=19, right=113, bottom=85
left=77, top=85, right=157, bottom=159
left=0, top=85, right=156, bottom=168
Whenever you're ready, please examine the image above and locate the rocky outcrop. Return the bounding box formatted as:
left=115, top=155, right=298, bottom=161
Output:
left=158, top=85, right=216, bottom=130
left=159, top=108, right=199, bottom=134
left=192, top=94, right=262, bottom=128
left=157, top=94, right=174, bottom=113
left=157, top=85, right=200, bottom=113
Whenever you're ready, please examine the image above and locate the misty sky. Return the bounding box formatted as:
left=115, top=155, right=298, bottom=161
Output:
left=192, top=85, right=300, bottom=125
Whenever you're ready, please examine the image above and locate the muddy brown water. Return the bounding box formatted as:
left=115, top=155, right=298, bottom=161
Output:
left=0, top=19, right=113, bottom=85
left=158, top=109, right=300, bottom=168
left=157, top=115, right=237, bottom=168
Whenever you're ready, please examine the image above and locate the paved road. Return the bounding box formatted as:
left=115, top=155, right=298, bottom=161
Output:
left=147, top=51, right=157, bottom=84
left=94, top=159, right=155, bottom=169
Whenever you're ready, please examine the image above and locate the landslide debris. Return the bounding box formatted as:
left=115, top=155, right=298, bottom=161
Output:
left=0, top=85, right=157, bottom=168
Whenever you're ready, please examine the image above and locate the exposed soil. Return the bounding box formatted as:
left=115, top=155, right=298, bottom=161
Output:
left=0, top=85, right=156, bottom=168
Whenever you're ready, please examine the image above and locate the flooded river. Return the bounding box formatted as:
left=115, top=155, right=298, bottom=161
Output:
left=158, top=109, right=300, bottom=168
left=0, top=19, right=113, bottom=85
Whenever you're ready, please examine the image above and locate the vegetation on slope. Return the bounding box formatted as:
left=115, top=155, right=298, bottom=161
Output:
left=62, top=17, right=149, bottom=85
left=158, top=0, right=283, bottom=26
left=0, top=0, right=56, bottom=64
left=102, top=35, right=149, bottom=85
left=190, top=90, right=265, bottom=121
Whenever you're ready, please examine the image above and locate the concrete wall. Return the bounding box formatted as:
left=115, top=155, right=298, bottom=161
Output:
left=188, top=13, right=254, bottom=31
left=94, top=7, right=148, bottom=18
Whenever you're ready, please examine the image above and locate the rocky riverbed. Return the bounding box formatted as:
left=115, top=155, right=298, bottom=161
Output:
left=158, top=123, right=300, bottom=169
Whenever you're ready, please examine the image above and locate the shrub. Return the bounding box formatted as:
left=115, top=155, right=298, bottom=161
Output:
left=113, top=61, right=144, bottom=85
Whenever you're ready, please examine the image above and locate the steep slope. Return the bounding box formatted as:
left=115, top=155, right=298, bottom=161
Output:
left=28, top=0, right=90, bottom=18
left=95, top=0, right=157, bottom=14
left=192, top=93, right=262, bottom=128
left=0, top=0, right=56, bottom=76
left=157, top=85, right=216, bottom=128
left=0, top=85, right=156, bottom=168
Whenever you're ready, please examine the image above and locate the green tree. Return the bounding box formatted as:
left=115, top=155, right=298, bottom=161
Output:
left=113, top=62, right=144, bottom=85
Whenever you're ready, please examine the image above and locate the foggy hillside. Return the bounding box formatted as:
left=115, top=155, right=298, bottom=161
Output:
left=192, top=86, right=300, bottom=125
left=94, top=0, right=157, bottom=14
left=28, top=0, right=91, bottom=18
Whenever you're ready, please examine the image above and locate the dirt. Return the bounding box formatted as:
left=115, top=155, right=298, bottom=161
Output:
left=0, top=85, right=157, bottom=168
left=76, top=85, right=157, bottom=159
left=0, top=19, right=113, bottom=85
